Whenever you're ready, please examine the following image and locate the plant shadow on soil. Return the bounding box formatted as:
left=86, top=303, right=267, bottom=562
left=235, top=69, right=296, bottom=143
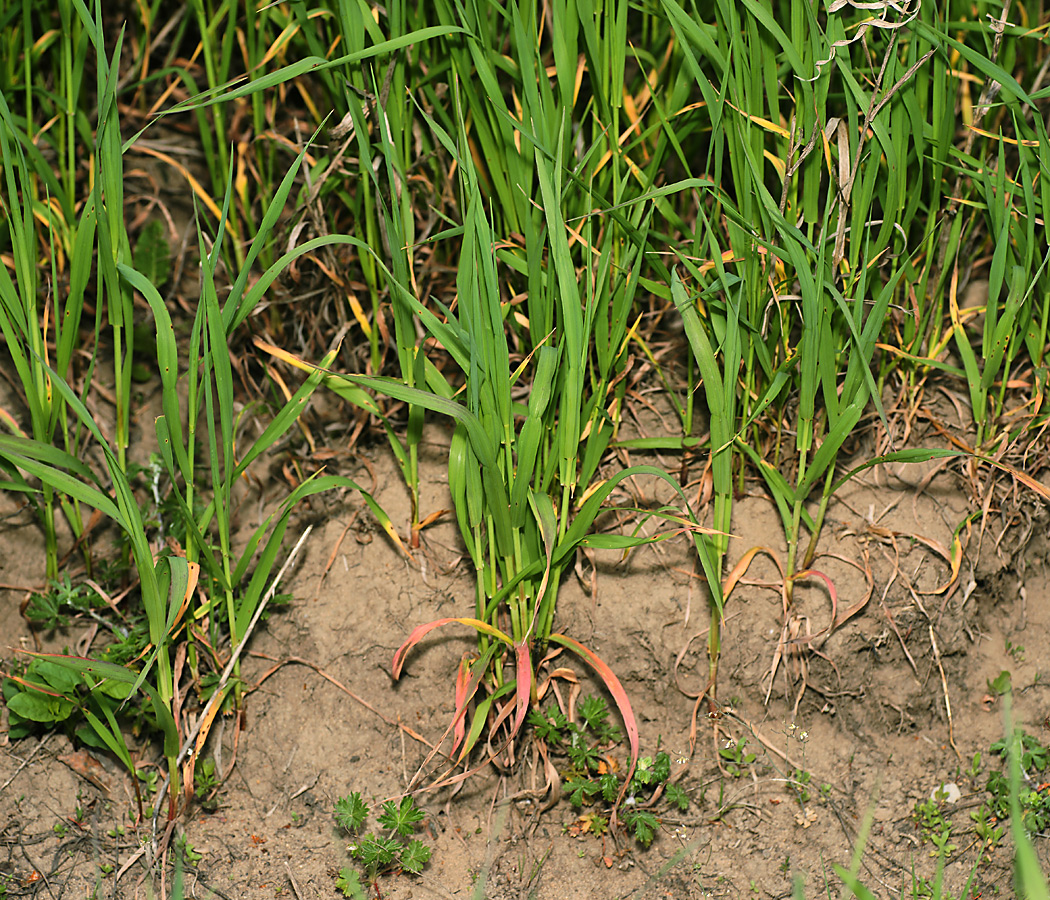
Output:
left=2, top=437, right=1049, bottom=899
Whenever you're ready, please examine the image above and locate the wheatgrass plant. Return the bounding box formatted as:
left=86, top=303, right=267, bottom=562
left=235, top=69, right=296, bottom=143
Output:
left=136, top=0, right=294, bottom=272
left=940, top=141, right=1050, bottom=449
left=157, top=2, right=467, bottom=286
left=301, top=33, right=430, bottom=537
left=0, top=0, right=88, bottom=226
left=151, top=7, right=467, bottom=539
left=2, top=200, right=390, bottom=821
left=277, top=0, right=423, bottom=371
left=0, top=158, right=380, bottom=822
left=281, top=7, right=733, bottom=803
left=0, top=1, right=399, bottom=819
left=0, top=2, right=141, bottom=578
left=0, top=98, right=70, bottom=581
left=654, top=0, right=1050, bottom=709
left=0, top=357, right=189, bottom=816
left=658, top=0, right=902, bottom=694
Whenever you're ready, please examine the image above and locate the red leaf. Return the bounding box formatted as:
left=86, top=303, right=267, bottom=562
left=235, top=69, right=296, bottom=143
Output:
left=392, top=617, right=512, bottom=679
left=549, top=633, right=639, bottom=813
left=452, top=654, right=473, bottom=755
left=513, top=642, right=532, bottom=739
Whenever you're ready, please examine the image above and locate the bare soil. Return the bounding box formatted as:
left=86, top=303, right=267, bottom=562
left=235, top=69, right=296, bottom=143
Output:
left=2, top=414, right=1049, bottom=900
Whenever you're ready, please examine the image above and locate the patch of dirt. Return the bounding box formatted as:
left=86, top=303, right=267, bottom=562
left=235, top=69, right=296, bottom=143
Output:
left=2, top=436, right=1050, bottom=899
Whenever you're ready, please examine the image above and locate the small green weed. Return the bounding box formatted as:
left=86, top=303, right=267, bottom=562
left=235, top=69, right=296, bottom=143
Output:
left=1005, top=640, right=1026, bottom=663
left=912, top=792, right=957, bottom=858
left=984, top=730, right=1050, bottom=836
left=138, top=767, right=159, bottom=798
left=4, top=657, right=133, bottom=744
left=334, top=792, right=431, bottom=899
left=913, top=874, right=961, bottom=900
left=193, top=758, right=220, bottom=813
left=17, top=572, right=157, bottom=671
left=966, top=751, right=983, bottom=783
left=788, top=769, right=812, bottom=804
left=174, top=833, right=202, bottom=865
left=960, top=696, right=1021, bottom=861
left=719, top=738, right=757, bottom=778
left=529, top=695, right=688, bottom=848
left=970, top=803, right=1005, bottom=854
left=22, top=576, right=105, bottom=632
left=987, top=670, right=1013, bottom=696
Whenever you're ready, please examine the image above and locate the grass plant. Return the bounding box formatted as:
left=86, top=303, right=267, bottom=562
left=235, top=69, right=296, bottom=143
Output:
left=0, top=3, right=117, bottom=579
left=311, top=161, right=710, bottom=800
left=0, top=0, right=387, bottom=820
left=657, top=0, right=1050, bottom=708
left=256, top=0, right=726, bottom=800
left=1, top=174, right=387, bottom=819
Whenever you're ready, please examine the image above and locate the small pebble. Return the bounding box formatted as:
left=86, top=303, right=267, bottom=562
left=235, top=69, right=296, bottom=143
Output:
left=931, top=782, right=961, bottom=804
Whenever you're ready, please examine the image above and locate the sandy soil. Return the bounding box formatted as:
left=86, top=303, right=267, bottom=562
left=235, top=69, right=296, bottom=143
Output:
left=2, top=406, right=1049, bottom=900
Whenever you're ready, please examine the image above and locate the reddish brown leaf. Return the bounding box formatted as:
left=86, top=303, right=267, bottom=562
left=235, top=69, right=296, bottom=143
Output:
left=58, top=751, right=112, bottom=794
left=392, top=617, right=512, bottom=679
left=549, top=633, right=639, bottom=813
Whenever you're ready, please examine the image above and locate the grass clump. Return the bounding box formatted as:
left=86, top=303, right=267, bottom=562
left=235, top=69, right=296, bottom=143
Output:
left=0, top=0, right=381, bottom=821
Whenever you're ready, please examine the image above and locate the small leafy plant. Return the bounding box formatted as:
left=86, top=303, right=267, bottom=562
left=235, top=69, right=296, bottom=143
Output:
left=175, top=833, right=202, bottom=866
left=719, top=738, right=757, bottom=778
left=970, top=803, right=1005, bottom=855
left=194, top=758, right=221, bottom=813
left=529, top=695, right=688, bottom=848
left=984, top=730, right=1050, bottom=836
left=17, top=574, right=153, bottom=669
left=788, top=768, right=813, bottom=804
left=334, top=792, right=431, bottom=899
left=912, top=793, right=958, bottom=858
left=21, top=576, right=106, bottom=632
